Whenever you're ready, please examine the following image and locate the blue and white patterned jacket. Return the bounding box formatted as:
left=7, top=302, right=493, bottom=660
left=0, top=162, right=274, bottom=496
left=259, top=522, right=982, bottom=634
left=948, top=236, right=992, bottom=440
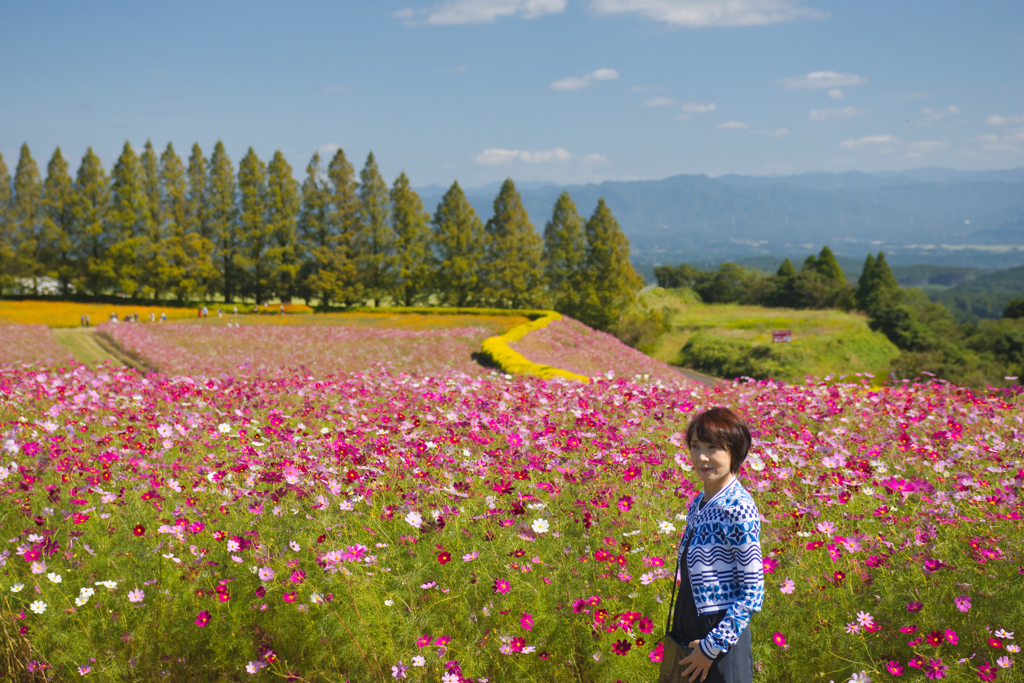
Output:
left=677, top=476, right=764, bottom=660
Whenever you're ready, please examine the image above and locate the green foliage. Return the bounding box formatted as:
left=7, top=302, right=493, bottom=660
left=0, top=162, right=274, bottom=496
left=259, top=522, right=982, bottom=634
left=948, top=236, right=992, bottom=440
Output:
left=390, top=172, right=432, bottom=306
left=1005, top=298, right=1024, bottom=319
left=355, top=152, right=397, bottom=306
left=543, top=191, right=588, bottom=319
left=482, top=179, right=547, bottom=309
left=814, top=245, right=844, bottom=281
left=13, top=143, right=44, bottom=287
left=108, top=142, right=149, bottom=296
left=0, top=150, right=13, bottom=291
left=40, top=147, right=76, bottom=295
left=579, top=198, right=643, bottom=331
left=70, top=148, right=111, bottom=295
left=431, top=181, right=486, bottom=307
left=776, top=258, right=796, bottom=278
left=266, top=150, right=300, bottom=302
left=610, top=304, right=668, bottom=354
left=207, top=141, right=239, bottom=302
left=930, top=265, right=1024, bottom=324
left=236, top=147, right=272, bottom=304
left=159, top=142, right=217, bottom=301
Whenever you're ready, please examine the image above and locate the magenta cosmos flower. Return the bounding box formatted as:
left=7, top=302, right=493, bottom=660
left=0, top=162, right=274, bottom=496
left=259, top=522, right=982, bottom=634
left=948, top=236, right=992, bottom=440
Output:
left=772, top=632, right=787, bottom=648
left=885, top=661, right=904, bottom=675
left=493, top=578, right=511, bottom=594
left=520, top=613, right=534, bottom=631
left=195, top=611, right=211, bottom=628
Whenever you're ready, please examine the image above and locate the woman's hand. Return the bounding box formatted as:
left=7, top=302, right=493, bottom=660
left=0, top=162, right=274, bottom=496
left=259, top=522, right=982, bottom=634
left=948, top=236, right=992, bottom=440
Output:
left=679, top=641, right=713, bottom=682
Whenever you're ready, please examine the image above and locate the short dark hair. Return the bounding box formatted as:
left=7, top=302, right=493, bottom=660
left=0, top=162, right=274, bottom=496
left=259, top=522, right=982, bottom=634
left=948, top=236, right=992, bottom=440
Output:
left=685, top=407, right=751, bottom=474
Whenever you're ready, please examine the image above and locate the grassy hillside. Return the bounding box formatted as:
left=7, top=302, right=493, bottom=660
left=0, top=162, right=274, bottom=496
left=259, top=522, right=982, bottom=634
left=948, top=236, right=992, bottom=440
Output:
left=930, top=264, right=1024, bottom=322
left=641, top=287, right=900, bottom=383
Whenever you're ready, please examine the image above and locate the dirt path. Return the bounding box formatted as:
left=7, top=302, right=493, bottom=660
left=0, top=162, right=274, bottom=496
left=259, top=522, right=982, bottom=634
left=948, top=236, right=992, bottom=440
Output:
left=51, top=328, right=148, bottom=372
left=674, top=367, right=723, bottom=387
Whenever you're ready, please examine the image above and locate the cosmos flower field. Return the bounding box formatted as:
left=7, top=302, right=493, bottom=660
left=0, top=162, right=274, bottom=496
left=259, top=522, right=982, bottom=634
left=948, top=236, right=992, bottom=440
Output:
left=0, top=329, right=1022, bottom=681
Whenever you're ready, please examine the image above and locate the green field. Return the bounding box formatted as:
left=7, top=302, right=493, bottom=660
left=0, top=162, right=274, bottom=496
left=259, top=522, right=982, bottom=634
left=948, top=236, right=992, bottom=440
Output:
left=642, top=287, right=901, bottom=382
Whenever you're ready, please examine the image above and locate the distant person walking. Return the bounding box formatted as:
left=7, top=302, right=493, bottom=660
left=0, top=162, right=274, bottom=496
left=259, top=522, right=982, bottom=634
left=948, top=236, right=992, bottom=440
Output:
left=160, top=312, right=166, bottom=322
left=217, top=307, right=222, bottom=318
left=233, top=305, right=238, bottom=316
left=149, top=312, right=155, bottom=322
left=280, top=303, right=284, bottom=314
left=85, top=314, right=90, bottom=327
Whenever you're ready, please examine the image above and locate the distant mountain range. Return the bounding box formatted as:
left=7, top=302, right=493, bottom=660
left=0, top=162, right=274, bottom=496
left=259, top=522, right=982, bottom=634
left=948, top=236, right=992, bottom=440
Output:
left=416, top=168, right=1024, bottom=272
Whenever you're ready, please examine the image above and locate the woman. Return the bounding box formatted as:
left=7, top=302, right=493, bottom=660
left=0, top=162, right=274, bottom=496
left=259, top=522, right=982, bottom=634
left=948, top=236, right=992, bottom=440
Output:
left=671, top=407, right=763, bottom=683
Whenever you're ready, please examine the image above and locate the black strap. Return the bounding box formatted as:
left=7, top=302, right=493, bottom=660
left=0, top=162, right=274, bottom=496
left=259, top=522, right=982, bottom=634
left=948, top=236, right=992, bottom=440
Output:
left=665, top=533, right=684, bottom=636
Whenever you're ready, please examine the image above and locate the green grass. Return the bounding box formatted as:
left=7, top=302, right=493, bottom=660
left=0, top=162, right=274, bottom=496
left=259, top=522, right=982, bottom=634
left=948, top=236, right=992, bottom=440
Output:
left=641, top=287, right=900, bottom=383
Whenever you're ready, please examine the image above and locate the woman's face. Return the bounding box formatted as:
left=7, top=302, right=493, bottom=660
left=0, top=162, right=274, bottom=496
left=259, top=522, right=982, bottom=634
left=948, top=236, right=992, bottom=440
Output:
left=689, top=438, right=733, bottom=487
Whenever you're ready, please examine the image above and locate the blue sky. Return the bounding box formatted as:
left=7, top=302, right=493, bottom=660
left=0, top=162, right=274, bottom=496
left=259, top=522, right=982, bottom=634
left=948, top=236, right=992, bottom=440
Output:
left=1, top=0, right=1021, bottom=188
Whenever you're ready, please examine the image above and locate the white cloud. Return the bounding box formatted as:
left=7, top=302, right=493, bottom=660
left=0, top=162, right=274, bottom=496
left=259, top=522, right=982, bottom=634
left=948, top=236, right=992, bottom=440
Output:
left=986, top=114, right=1024, bottom=126
left=550, top=68, right=619, bottom=90
left=632, top=85, right=663, bottom=93
left=718, top=121, right=748, bottom=129
left=589, top=0, right=826, bottom=27
left=475, top=147, right=573, bottom=164
left=838, top=134, right=893, bottom=148
left=681, top=102, right=716, bottom=113
left=827, top=88, right=844, bottom=100
left=582, top=153, right=610, bottom=164
left=779, top=71, right=868, bottom=90
left=808, top=106, right=868, bottom=121
left=906, top=140, right=948, bottom=153
left=645, top=96, right=675, bottom=106
left=397, top=0, right=566, bottom=25
left=920, top=105, right=958, bottom=124
left=752, top=128, right=790, bottom=137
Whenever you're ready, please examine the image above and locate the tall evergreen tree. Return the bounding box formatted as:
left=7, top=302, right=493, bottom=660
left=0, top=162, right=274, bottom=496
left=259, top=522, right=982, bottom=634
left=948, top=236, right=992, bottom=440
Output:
left=431, top=181, right=485, bottom=307
left=319, top=148, right=361, bottom=305
left=543, top=190, right=587, bottom=318
left=0, top=152, right=12, bottom=290
left=266, top=151, right=300, bottom=302
left=184, top=143, right=217, bottom=298
left=160, top=143, right=216, bottom=301
left=207, top=141, right=238, bottom=302
left=139, top=140, right=163, bottom=297
left=297, top=152, right=330, bottom=304
left=855, top=252, right=877, bottom=310
left=390, top=172, right=432, bottom=306
left=481, top=179, right=546, bottom=309
left=71, top=149, right=111, bottom=294
left=108, top=141, right=149, bottom=295
left=12, top=143, right=43, bottom=290
left=579, top=198, right=642, bottom=331
left=815, top=245, right=845, bottom=281
left=40, top=148, right=76, bottom=294
left=236, top=147, right=272, bottom=304
left=776, top=258, right=797, bottom=278
left=354, top=152, right=396, bottom=306
left=857, top=251, right=900, bottom=313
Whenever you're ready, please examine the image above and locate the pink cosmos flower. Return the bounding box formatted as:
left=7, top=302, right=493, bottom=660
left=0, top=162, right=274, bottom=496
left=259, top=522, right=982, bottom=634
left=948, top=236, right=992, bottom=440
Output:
left=510, top=637, right=526, bottom=652
left=195, top=610, right=210, bottom=628
left=493, top=578, right=510, bottom=594
left=944, top=629, right=958, bottom=645
left=289, top=570, right=305, bottom=584
left=996, top=656, right=1012, bottom=669
left=780, top=578, right=795, bottom=594
left=649, top=642, right=664, bottom=663
left=520, top=613, right=534, bottom=631
left=772, top=632, right=787, bottom=648
left=954, top=595, right=971, bottom=612
left=416, top=635, right=431, bottom=648
left=885, top=661, right=904, bottom=675
left=906, top=602, right=923, bottom=613
left=923, top=658, right=948, bottom=679
left=282, top=592, right=296, bottom=603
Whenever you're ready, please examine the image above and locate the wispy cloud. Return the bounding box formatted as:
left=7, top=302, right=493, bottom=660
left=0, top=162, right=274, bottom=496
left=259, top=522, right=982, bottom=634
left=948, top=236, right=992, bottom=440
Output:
left=751, top=128, right=790, bottom=137
left=589, top=0, right=826, bottom=27
left=550, top=68, right=619, bottom=91
left=986, top=114, right=1024, bottom=126
left=827, top=88, right=844, bottom=100
left=919, top=105, right=958, bottom=124
left=475, top=147, right=573, bottom=164
left=582, top=153, right=609, bottom=164
left=808, top=106, right=868, bottom=121
left=395, top=0, right=566, bottom=25
left=839, top=134, right=893, bottom=148
left=681, top=102, right=716, bottom=113
left=717, top=121, right=748, bottom=129
left=779, top=71, right=868, bottom=90
left=644, top=96, right=675, bottom=107
left=906, top=140, right=948, bottom=153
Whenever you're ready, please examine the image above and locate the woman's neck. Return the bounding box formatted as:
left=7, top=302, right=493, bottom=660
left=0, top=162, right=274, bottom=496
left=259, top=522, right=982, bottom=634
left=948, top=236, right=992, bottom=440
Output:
left=702, top=473, right=734, bottom=502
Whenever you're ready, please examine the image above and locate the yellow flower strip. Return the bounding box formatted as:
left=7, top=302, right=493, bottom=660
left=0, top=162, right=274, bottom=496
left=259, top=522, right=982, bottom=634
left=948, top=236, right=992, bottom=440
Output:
left=480, top=311, right=590, bottom=383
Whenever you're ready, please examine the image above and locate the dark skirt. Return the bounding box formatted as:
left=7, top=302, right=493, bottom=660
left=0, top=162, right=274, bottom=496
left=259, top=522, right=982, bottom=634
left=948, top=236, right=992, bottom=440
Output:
left=670, top=540, right=753, bottom=683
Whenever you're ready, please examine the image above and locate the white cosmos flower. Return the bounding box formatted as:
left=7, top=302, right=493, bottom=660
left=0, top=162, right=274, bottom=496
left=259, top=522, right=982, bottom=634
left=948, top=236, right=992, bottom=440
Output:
left=47, top=572, right=62, bottom=583
left=10, top=583, right=24, bottom=593
left=404, top=511, right=423, bottom=529
left=658, top=521, right=677, bottom=534
left=217, top=423, right=231, bottom=434
left=531, top=519, right=550, bottom=534
left=29, top=600, right=46, bottom=614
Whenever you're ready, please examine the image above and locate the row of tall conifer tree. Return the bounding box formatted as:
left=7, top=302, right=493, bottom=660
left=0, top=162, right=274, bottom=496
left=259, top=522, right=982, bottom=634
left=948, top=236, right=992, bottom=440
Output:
left=0, top=142, right=642, bottom=330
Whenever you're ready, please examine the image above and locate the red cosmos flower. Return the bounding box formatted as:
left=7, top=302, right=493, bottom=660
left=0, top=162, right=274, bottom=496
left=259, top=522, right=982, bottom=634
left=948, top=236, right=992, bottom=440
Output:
left=926, top=631, right=944, bottom=646
left=638, top=617, right=654, bottom=634
left=195, top=611, right=211, bottom=628
left=622, top=466, right=641, bottom=482
left=510, top=637, right=526, bottom=652
left=255, top=587, right=266, bottom=598
left=988, top=638, right=1003, bottom=648
left=71, top=513, right=89, bottom=525
left=212, top=530, right=226, bottom=541
left=806, top=540, right=825, bottom=550
left=438, top=551, right=452, bottom=565
left=612, top=639, right=632, bottom=655
left=772, top=632, right=787, bottom=648
left=833, top=571, right=845, bottom=582
left=649, top=642, right=664, bottom=663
